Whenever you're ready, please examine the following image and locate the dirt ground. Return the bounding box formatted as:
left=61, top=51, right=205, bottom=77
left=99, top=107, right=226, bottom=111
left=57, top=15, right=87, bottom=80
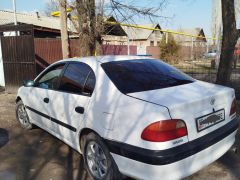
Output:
left=0, top=93, right=90, bottom=180
left=0, top=93, right=240, bottom=180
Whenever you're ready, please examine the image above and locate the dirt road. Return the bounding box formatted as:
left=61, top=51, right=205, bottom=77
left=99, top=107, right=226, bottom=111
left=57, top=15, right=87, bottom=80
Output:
left=0, top=93, right=240, bottom=180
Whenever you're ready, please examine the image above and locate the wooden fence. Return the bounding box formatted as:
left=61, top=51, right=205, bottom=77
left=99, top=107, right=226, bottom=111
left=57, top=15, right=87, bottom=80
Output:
left=0, top=25, right=35, bottom=91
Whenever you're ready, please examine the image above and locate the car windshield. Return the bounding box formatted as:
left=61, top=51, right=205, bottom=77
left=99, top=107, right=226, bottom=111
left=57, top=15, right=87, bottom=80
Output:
left=101, top=59, right=195, bottom=94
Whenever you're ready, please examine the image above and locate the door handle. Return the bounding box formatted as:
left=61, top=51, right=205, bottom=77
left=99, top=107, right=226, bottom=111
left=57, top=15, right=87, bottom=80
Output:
left=43, top=98, right=49, bottom=103
left=75, top=106, right=84, bottom=114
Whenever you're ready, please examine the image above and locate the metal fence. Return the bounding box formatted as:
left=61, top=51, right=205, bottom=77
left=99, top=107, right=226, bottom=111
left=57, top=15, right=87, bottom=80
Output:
left=0, top=25, right=36, bottom=91
left=167, top=58, right=240, bottom=99
left=34, top=38, right=137, bottom=73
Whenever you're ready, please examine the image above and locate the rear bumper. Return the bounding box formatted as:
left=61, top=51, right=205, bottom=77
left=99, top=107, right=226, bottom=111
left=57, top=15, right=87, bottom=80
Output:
left=111, top=129, right=237, bottom=180
left=105, top=118, right=239, bottom=165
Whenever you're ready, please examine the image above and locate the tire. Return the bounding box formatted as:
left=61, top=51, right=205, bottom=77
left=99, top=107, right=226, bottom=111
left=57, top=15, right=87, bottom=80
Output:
left=82, top=132, right=122, bottom=180
left=16, top=100, right=32, bottom=130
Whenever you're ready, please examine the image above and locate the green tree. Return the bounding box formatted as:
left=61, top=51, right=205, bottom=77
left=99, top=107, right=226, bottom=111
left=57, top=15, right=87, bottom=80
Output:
left=159, top=33, right=180, bottom=63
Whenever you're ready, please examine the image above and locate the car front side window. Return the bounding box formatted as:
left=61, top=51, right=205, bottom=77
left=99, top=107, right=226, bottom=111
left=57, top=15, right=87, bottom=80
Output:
left=36, top=64, right=65, bottom=90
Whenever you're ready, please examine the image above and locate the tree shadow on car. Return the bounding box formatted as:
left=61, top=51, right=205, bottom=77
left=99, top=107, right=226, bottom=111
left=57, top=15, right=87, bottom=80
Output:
left=0, top=128, right=9, bottom=148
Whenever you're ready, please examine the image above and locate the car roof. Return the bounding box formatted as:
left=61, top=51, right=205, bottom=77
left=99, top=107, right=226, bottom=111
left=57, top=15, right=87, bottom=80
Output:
left=56, top=55, right=155, bottom=65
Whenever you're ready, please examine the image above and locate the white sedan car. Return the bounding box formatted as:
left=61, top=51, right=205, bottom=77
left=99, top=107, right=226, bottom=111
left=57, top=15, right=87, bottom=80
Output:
left=16, top=56, right=238, bottom=180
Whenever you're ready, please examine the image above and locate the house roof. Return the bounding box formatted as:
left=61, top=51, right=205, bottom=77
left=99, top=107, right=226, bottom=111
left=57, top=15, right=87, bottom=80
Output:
left=122, top=24, right=162, bottom=40
left=103, top=16, right=127, bottom=36
left=174, top=28, right=207, bottom=42
left=0, top=10, right=76, bottom=33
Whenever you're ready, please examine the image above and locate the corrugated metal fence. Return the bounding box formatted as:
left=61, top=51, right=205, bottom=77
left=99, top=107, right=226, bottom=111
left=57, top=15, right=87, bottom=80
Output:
left=34, top=38, right=137, bottom=73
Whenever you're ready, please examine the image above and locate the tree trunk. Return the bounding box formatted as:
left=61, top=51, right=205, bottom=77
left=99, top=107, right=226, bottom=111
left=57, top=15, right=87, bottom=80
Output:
left=76, top=0, right=102, bottom=57
left=216, top=0, right=238, bottom=85
left=59, top=0, right=70, bottom=58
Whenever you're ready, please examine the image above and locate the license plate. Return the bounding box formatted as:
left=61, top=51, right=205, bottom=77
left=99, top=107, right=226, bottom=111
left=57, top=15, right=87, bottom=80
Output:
left=196, top=109, right=225, bottom=132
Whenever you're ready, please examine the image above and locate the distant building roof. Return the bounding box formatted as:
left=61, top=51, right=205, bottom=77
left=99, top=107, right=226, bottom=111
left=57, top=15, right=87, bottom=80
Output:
left=103, top=16, right=127, bottom=36
left=174, top=28, right=207, bottom=42
left=122, top=24, right=162, bottom=40
left=0, top=10, right=77, bottom=33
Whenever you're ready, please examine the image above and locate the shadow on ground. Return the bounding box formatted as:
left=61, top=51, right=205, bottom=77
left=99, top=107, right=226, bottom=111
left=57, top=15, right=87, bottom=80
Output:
left=0, top=128, right=9, bottom=148
left=0, top=125, right=91, bottom=180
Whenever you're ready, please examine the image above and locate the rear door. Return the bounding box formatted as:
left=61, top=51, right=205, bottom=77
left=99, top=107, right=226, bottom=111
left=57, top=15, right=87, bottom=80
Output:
left=25, top=63, right=66, bottom=131
left=47, top=62, right=96, bottom=145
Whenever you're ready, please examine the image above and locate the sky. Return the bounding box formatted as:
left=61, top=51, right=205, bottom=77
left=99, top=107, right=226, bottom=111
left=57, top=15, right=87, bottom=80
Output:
left=0, top=0, right=212, bottom=36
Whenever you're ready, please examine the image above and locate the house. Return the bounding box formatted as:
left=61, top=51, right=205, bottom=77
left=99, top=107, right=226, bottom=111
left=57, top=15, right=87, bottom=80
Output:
left=122, top=24, right=163, bottom=55
left=172, top=28, right=207, bottom=59
left=102, top=16, right=128, bottom=45
left=0, top=10, right=77, bottom=37
left=0, top=10, right=128, bottom=41
left=173, top=28, right=207, bottom=47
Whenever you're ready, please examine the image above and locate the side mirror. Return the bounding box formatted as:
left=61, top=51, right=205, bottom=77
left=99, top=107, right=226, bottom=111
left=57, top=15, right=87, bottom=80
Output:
left=23, top=80, right=36, bottom=87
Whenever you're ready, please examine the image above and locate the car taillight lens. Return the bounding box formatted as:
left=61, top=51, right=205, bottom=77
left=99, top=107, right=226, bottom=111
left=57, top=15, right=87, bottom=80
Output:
left=141, top=119, right=188, bottom=142
left=230, top=98, right=237, bottom=116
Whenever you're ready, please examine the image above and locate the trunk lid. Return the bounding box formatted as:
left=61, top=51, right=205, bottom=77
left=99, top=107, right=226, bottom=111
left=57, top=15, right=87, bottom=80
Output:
left=128, top=81, right=235, bottom=141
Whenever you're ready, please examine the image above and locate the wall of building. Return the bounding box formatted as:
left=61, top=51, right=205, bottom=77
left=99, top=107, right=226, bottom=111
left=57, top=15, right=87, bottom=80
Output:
left=102, top=35, right=128, bottom=45
left=129, top=31, right=162, bottom=55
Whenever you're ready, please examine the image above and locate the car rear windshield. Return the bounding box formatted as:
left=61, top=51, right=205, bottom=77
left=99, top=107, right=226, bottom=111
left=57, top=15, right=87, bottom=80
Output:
left=101, top=59, right=195, bottom=94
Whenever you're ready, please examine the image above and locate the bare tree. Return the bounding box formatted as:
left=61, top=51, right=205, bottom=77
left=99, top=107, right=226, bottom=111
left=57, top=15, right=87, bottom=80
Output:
left=74, top=0, right=166, bottom=56
left=59, top=0, right=70, bottom=58
left=75, top=0, right=102, bottom=56
left=44, top=0, right=59, bottom=16
left=216, top=0, right=239, bottom=85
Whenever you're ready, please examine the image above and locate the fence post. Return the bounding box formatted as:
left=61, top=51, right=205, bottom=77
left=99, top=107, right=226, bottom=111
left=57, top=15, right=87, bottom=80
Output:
left=206, top=42, right=209, bottom=54
left=191, top=37, right=194, bottom=60
left=127, top=36, right=130, bottom=55
left=166, top=32, right=168, bottom=44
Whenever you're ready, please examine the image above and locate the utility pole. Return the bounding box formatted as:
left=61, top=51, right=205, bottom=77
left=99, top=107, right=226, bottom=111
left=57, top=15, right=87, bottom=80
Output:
left=12, top=0, right=17, bottom=25
left=59, top=0, right=70, bottom=58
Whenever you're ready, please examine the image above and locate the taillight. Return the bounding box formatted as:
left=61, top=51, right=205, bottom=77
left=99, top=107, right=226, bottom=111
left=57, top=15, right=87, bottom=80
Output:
left=230, top=98, right=237, bottom=116
left=141, top=119, right=188, bottom=142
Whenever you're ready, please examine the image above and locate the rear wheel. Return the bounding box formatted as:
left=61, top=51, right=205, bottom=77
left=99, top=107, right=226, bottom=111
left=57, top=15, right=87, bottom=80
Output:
left=16, top=100, right=32, bottom=129
left=82, top=132, right=122, bottom=180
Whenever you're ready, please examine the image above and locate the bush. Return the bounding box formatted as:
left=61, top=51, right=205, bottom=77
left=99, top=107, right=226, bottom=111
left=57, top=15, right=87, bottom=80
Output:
left=159, top=33, right=180, bottom=64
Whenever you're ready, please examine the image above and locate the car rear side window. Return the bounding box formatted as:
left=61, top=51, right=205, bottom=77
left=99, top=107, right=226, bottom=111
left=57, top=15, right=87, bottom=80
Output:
left=58, top=62, right=96, bottom=96
left=101, top=59, right=194, bottom=94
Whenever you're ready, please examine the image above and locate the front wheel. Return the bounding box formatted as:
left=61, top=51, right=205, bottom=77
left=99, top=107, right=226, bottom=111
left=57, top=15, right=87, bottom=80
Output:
left=16, top=100, right=32, bottom=129
left=82, top=132, right=122, bottom=180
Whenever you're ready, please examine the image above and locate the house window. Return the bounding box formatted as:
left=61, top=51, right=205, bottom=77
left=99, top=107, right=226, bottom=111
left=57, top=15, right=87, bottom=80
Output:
left=150, top=41, right=154, bottom=46
left=157, top=41, right=160, bottom=46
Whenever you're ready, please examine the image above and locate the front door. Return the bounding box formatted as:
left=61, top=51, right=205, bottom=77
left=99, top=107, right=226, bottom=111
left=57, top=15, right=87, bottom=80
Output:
left=26, top=63, right=66, bottom=131
left=47, top=62, right=96, bottom=146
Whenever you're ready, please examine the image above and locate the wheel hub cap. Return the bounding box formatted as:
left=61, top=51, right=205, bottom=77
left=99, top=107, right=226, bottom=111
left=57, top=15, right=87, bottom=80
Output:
left=86, top=141, right=108, bottom=179
left=17, top=105, right=28, bottom=125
